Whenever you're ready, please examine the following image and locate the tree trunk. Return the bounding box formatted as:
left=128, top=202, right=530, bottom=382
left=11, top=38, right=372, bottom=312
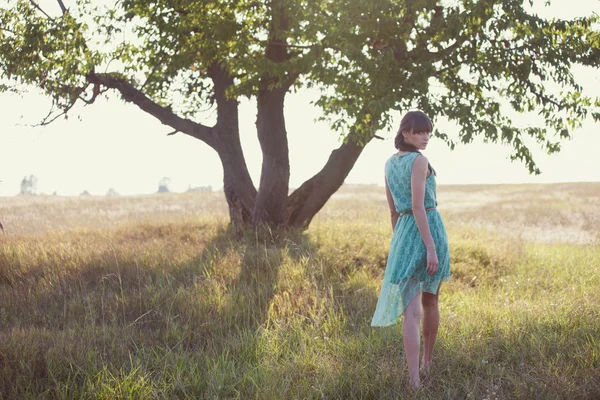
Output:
left=253, top=83, right=290, bottom=227
left=90, top=69, right=373, bottom=232
left=286, top=135, right=373, bottom=229
left=216, top=136, right=256, bottom=231
left=252, top=0, right=294, bottom=228
left=208, top=63, right=257, bottom=231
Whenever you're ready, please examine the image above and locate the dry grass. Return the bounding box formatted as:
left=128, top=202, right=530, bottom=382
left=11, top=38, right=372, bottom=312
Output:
left=0, top=183, right=599, bottom=399
left=0, top=192, right=229, bottom=236
left=437, top=182, right=600, bottom=245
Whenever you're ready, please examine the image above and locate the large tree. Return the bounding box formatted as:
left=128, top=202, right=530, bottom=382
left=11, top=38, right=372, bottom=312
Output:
left=1, top=0, right=599, bottom=229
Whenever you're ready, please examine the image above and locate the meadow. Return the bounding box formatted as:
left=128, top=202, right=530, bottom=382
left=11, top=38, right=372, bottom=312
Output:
left=0, top=183, right=599, bottom=399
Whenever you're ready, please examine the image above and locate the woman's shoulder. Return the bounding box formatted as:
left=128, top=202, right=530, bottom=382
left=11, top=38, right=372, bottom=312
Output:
left=412, top=152, right=428, bottom=163
left=410, top=153, right=435, bottom=178
left=384, top=153, right=398, bottom=167
left=386, top=152, right=422, bottom=167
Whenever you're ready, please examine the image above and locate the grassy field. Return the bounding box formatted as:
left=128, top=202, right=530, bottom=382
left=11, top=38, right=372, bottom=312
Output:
left=0, top=183, right=599, bottom=399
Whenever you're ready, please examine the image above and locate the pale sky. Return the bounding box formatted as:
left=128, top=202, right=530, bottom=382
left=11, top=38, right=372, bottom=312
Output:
left=0, top=0, right=598, bottom=197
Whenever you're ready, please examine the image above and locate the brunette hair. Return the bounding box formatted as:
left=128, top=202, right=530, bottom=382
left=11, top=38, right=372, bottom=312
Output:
left=394, top=110, right=433, bottom=151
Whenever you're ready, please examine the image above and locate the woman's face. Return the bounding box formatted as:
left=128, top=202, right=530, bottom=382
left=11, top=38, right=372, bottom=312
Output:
left=403, top=130, right=431, bottom=150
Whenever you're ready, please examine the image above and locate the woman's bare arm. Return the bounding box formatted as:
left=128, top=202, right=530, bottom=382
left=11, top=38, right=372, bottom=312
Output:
left=410, top=155, right=435, bottom=249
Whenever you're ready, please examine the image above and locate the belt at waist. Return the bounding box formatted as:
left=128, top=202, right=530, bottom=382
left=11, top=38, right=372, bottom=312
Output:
left=398, top=207, right=437, bottom=217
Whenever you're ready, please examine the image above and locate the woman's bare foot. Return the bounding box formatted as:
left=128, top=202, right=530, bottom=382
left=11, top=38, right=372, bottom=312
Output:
left=420, top=359, right=433, bottom=376
left=409, top=375, right=421, bottom=389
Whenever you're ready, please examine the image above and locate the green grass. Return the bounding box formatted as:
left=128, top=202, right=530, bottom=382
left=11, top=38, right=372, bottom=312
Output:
left=0, top=184, right=599, bottom=399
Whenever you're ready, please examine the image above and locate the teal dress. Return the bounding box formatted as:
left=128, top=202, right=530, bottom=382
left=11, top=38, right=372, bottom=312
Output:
left=371, top=152, right=450, bottom=327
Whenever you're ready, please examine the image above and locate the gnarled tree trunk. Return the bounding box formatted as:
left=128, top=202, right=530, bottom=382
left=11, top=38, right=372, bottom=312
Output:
left=215, top=137, right=256, bottom=229
left=253, top=82, right=291, bottom=227
left=208, top=63, right=257, bottom=229
left=250, top=0, right=293, bottom=228
left=88, top=68, right=372, bottom=232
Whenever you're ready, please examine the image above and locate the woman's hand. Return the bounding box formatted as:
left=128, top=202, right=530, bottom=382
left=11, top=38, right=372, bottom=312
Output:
left=426, top=247, right=439, bottom=276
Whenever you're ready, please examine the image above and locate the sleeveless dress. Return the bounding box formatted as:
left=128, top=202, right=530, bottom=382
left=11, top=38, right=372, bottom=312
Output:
left=371, top=152, right=451, bottom=327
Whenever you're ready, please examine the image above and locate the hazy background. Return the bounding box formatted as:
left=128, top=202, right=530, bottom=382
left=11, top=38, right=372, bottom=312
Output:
left=1, top=0, right=598, bottom=197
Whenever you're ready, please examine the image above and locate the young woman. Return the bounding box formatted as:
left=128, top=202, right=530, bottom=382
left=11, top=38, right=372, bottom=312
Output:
left=371, top=110, right=451, bottom=389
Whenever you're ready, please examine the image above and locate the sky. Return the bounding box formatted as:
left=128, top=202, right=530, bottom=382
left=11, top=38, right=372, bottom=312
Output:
left=0, top=0, right=599, bottom=197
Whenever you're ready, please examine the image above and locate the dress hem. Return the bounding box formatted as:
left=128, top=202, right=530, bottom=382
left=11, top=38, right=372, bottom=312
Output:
left=370, top=276, right=450, bottom=327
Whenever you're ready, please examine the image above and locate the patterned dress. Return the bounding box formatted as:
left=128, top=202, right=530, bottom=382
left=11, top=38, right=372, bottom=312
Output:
left=371, top=152, right=451, bottom=327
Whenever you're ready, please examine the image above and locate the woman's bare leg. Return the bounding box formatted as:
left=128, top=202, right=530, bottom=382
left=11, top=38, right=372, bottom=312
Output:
left=421, top=286, right=441, bottom=369
left=403, top=294, right=422, bottom=388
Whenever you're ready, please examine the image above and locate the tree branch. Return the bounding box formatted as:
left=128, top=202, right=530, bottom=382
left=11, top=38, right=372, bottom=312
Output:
left=524, top=81, right=564, bottom=110
left=252, top=37, right=316, bottom=50
left=30, top=82, right=88, bottom=127
left=27, top=0, right=67, bottom=19
left=87, top=72, right=217, bottom=148
left=56, top=0, right=67, bottom=15
left=286, top=113, right=378, bottom=228
left=425, top=36, right=467, bottom=62
left=35, top=101, right=64, bottom=126
left=266, top=0, right=291, bottom=63
left=207, top=62, right=239, bottom=131
left=78, top=83, right=104, bottom=105
left=33, top=96, right=78, bottom=127
left=28, top=0, right=53, bottom=20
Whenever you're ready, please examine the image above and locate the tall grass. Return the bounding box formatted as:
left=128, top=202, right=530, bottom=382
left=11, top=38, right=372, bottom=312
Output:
left=0, top=183, right=599, bottom=399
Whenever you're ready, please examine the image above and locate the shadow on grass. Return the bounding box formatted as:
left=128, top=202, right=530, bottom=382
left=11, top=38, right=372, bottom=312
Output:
left=0, top=223, right=313, bottom=397
left=6, top=222, right=590, bottom=399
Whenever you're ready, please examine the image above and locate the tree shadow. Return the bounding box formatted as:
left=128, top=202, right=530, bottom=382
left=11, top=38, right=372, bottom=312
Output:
left=0, top=223, right=290, bottom=396
left=0, top=222, right=399, bottom=397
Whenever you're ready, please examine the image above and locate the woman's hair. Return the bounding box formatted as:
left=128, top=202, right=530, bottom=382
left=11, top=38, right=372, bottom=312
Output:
left=394, top=110, right=433, bottom=151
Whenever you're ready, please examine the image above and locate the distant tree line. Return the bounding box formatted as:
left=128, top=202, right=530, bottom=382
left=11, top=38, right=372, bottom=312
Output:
left=9, top=175, right=212, bottom=196
left=20, top=175, right=38, bottom=195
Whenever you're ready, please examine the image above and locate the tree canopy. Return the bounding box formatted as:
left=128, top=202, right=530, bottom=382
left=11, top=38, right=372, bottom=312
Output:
left=1, top=0, right=599, bottom=228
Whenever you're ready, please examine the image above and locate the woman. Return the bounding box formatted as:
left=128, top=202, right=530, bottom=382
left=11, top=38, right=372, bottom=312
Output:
left=371, top=110, right=451, bottom=389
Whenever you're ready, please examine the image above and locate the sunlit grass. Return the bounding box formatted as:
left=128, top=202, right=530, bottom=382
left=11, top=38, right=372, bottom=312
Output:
left=0, top=183, right=599, bottom=398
